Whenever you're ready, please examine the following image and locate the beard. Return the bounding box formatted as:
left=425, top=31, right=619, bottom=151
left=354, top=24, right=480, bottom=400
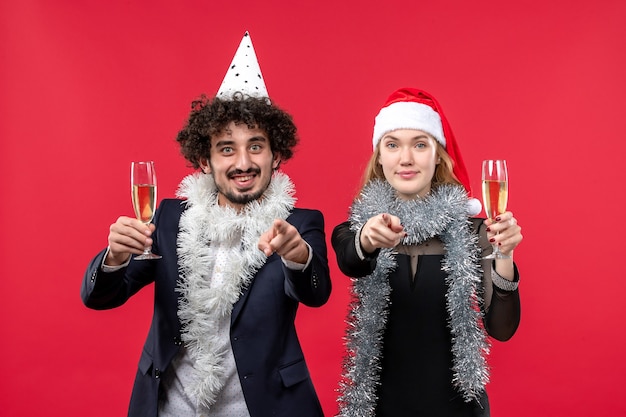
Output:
left=219, top=187, right=266, bottom=205
left=214, top=167, right=270, bottom=206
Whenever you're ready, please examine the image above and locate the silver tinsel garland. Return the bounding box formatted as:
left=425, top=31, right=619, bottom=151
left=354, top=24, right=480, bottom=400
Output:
left=175, top=172, right=295, bottom=409
left=337, top=180, right=490, bottom=417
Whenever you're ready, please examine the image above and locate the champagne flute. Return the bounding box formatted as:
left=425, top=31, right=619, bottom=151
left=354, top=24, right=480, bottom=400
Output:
left=131, top=161, right=162, bottom=260
left=481, top=159, right=510, bottom=260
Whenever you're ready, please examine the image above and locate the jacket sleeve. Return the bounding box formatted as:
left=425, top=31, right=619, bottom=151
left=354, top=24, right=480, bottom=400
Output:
left=81, top=248, right=158, bottom=310
left=80, top=200, right=175, bottom=310
left=474, top=219, right=522, bottom=341
left=331, top=221, right=379, bottom=278
left=283, top=209, right=332, bottom=307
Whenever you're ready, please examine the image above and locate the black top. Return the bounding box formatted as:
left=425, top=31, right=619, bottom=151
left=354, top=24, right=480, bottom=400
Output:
left=332, top=220, right=521, bottom=417
left=376, top=253, right=474, bottom=416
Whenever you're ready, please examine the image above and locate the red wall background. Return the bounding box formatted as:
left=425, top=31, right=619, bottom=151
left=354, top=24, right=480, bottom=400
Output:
left=2, top=1, right=626, bottom=416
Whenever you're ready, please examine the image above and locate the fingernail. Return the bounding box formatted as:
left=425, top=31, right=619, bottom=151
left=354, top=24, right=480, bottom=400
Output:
left=489, top=238, right=496, bottom=243
left=498, top=242, right=502, bottom=246
left=486, top=227, right=491, bottom=232
left=495, top=216, right=501, bottom=222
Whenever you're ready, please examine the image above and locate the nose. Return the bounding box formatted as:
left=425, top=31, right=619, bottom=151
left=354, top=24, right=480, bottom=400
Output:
left=399, top=146, right=413, bottom=165
left=234, top=149, right=252, bottom=170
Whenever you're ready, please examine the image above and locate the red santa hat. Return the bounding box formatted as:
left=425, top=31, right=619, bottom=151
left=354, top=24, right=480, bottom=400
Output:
left=372, top=87, right=482, bottom=216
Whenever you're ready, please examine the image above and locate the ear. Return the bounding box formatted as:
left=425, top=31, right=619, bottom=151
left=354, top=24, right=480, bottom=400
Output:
left=199, top=157, right=211, bottom=174
left=272, top=154, right=282, bottom=170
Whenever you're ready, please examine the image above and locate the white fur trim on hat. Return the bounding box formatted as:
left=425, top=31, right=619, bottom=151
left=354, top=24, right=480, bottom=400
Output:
left=372, top=101, right=446, bottom=150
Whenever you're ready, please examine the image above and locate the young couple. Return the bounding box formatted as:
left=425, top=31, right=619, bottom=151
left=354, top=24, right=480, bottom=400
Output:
left=81, top=33, right=522, bottom=417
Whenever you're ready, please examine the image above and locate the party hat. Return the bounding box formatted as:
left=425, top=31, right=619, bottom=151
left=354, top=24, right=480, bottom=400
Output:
left=216, top=31, right=269, bottom=101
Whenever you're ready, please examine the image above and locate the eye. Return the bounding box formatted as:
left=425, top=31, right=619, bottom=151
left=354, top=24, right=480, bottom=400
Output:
left=250, top=143, right=263, bottom=152
left=220, top=146, right=234, bottom=154
left=385, top=142, right=398, bottom=149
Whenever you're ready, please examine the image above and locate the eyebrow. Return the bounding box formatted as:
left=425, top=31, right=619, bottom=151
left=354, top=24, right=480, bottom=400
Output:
left=383, top=133, right=431, bottom=141
left=214, top=135, right=268, bottom=148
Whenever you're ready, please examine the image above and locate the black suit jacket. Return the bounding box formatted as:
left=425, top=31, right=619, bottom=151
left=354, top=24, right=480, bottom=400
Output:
left=82, top=199, right=331, bottom=417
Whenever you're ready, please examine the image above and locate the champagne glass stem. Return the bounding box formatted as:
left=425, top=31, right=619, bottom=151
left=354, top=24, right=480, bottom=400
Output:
left=488, top=236, right=506, bottom=259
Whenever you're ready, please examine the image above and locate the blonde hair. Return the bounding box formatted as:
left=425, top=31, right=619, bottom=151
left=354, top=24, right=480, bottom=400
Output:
left=358, top=138, right=461, bottom=198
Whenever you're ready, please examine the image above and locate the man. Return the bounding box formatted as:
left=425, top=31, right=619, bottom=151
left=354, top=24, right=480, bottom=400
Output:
left=81, top=32, right=331, bottom=417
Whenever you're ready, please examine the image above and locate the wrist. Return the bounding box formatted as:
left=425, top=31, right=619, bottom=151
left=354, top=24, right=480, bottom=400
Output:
left=359, top=232, right=376, bottom=255
left=494, top=257, right=515, bottom=281
left=287, top=241, right=310, bottom=265
left=491, top=266, right=519, bottom=291
left=105, top=249, right=130, bottom=266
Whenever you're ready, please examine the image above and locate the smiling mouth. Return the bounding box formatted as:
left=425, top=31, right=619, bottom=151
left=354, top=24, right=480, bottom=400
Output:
left=233, top=175, right=255, bottom=182
left=397, top=171, right=418, bottom=179
left=229, top=171, right=259, bottom=191
left=228, top=169, right=261, bottom=185
left=231, top=176, right=256, bottom=191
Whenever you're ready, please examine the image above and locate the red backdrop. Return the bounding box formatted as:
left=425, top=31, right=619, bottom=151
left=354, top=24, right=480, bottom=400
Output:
left=2, top=1, right=626, bottom=416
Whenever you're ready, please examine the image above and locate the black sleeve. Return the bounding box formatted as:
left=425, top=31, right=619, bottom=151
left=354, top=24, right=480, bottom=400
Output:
left=283, top=209, right=332, bottom=307
left=331, top=221, right=379, bottom=278
left=80, top=199, right=177, bottom=310
left=469, top=217, right=521, bottom=341
left=484, top=263, right=521, bottom=341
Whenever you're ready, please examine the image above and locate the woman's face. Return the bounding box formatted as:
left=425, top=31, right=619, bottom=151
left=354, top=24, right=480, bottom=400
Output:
left=378, top=129, right=439, bottom=200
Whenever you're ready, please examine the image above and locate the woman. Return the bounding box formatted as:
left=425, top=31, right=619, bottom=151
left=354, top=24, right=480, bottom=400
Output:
left=332, top=88, right=522, bottom=417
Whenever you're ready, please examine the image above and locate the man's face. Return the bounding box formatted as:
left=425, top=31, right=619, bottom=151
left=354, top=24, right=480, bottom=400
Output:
left=201, top=121, right=280, bottom=211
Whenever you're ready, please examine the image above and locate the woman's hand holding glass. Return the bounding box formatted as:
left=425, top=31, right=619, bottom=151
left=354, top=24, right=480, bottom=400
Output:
left=483, top=211, right=522, bottom=258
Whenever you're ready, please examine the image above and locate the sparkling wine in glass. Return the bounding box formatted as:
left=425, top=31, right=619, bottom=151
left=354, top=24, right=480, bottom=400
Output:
left=131, top=161, right=162, bottom=260
left=481, top=159, right=510, bottom=260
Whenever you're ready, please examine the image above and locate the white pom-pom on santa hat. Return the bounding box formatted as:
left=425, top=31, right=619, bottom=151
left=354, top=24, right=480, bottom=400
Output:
left=373, top=88, right=482, bottom=216
left=217, top=31, right=269, bottom=102
left=466, top=198, right=482, bottom=217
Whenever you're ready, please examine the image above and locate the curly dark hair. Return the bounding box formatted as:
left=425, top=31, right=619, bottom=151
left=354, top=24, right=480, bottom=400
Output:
left=176, top=93, right=298, bottom=169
